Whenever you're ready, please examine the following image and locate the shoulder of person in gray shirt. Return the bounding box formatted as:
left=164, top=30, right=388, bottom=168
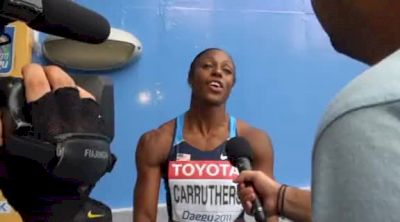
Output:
left=313, top=49, right=400, bottom=222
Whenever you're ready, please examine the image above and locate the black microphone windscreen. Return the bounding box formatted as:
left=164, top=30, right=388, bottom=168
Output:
left=226, top=137, right=267, bottom=222
left=226, top=137, right=253, bottom=164
left=28, top=0, right=110, bottom=44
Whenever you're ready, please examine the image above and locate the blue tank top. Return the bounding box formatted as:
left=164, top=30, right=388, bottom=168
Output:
left=163, top=113, right=245, bottom=222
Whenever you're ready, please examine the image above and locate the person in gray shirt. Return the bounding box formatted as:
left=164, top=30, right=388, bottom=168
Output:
left=235, top=0, right=400, bottom=221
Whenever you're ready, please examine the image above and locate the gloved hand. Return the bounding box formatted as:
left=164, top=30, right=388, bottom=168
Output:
left=0, top=64, right=112, bottom=222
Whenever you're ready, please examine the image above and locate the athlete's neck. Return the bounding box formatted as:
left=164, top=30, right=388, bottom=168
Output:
left=186, top=100, right=228, bottom=136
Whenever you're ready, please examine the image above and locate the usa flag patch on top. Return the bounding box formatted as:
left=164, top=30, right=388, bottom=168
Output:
left=176, top=153, right=191, bottom=161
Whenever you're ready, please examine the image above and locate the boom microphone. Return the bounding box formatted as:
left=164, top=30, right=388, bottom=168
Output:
left=0, top=0, right=110, bottom=43
left=226, top=136, right=267, bottom=222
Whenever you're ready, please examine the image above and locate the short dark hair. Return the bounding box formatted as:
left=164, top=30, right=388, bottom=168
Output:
left=187, top=48, right=236, bottom=82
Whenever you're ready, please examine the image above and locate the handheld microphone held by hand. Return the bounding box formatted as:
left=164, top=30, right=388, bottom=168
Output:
left=226, top=136, right=267, bottom=222
left=0, top=0, right=110, bottom=43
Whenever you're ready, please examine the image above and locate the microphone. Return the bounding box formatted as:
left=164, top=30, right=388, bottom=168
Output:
left=226, top=136, right=267, bottom=222
left=0, top=0, right=110, bottom=44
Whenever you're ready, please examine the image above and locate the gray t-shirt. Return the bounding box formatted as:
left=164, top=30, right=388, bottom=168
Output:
left=312, top=49, right=400, bottom=222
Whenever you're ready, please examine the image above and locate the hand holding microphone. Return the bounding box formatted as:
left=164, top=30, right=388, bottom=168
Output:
left=235, top=170, right=284, bottom=217
left=226, top=137, right=268, bottom=222
left=226, top=137, right=283, bottom=221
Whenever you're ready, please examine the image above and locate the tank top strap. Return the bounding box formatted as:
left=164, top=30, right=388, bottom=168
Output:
left=228, top=115, right=237, bottom=139
left=173, top=113, right=185, bottom=146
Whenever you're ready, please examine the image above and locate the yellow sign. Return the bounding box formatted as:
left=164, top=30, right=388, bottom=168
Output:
left=0, top=190, right=22, bottom=222
left=0, top=21, right=33, bottom=78
left=0, top=21, right=32, bottom=222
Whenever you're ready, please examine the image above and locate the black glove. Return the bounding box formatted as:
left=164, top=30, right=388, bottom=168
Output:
left=0, top=79, right=114, bottom=222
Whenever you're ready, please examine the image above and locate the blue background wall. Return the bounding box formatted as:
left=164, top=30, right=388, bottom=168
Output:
left=37, top=0, right=368, bottom=208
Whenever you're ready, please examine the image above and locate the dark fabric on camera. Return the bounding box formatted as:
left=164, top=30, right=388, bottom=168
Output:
left=0, top=87, right=107, bottom=222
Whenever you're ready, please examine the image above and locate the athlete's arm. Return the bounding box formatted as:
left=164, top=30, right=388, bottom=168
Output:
left=133, top=129, right=170, bottom=222
left=239, top=123, right=278, bottom=222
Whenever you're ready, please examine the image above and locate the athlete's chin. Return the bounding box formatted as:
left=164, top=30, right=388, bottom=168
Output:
left=204, top=98, right=227, bottom=106
left=203, top=95, right=229, bottom=106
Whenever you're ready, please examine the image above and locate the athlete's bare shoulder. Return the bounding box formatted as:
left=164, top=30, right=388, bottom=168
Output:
left=136, top=118, right=176, bottom=165
left=236, top=119, right=271, bottom=141
left=235, top=119, right=274, bottom=175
